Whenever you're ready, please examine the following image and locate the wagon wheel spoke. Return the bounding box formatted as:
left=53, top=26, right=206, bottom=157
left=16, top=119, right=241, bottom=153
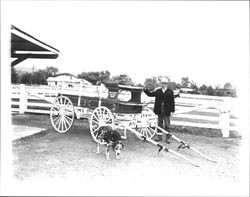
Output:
left=51, top=108, right=60, bottom=116
left=104, top=116, right=112, bottom=124
left=102, top=108, right=108, bottom=120
left=91, top=119, right=99, bottom=125
left=63, top=118, right=69, bottom=132
left=64, top=114, right=73, bottom=121
left=91, top=125, right=101, bottom=139
left=145, top=128, right=149, bottom=139
left=54, top=116, right=62, bottom=128
left=51, top=117, right=60, bottom=127
left=52, top=103, right=60, bottom=111
left=147, top=127, right=155, bottom=136
left=93, top=114, right=100, bottom=122
left=92, top=126, right=100, bottom=136
left=61, top=117, right=65, bottom=131
left=51, top=115, right=60, bottom=123
left=99, top=108, right=104, bottom=119
left=64, top=102, right=72, bottom=111
left=63, top=115, right=72, bottom=128
left=96, top=108, right=102, bottom=120
left=63, top=96, right=67, bottom=105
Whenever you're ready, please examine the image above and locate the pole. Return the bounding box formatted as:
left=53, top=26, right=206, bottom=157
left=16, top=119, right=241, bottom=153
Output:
left=146, top=137, right=199, bottom=167
left=156, top=126, right=217, bottom=163
left=118, top=122, right=200, bottom=167
left=19, top=84, right=27, bottom=114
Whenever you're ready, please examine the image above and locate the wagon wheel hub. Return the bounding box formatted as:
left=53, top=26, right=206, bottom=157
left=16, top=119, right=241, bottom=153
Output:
left=59, top=107, right=65, bottom=116
left=98, top=119, right=106, bottom=127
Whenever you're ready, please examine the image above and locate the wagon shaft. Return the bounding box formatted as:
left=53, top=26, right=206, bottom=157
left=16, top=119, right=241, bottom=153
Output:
left=156, top=126, right=217, bottom=163
left=118, top=122, right=200, bottom=167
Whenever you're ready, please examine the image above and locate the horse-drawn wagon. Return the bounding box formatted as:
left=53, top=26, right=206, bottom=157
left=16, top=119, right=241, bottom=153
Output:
left=47, top=82, right=216, bottom=167
left=50, top=83, right=157, bottom=143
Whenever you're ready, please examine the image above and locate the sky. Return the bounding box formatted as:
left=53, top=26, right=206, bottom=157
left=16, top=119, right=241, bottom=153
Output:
left=2, top=0, right=249, bottom=87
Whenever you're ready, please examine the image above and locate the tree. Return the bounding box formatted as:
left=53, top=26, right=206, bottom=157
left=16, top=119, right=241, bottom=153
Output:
left=31, top=70, right=47, bottom=84
left=57, top=73, right=76, bottom=77
left=214, top=86, right=224, bottom=96
left=110, top=74, right=134, bottom=85
left=207, top=85, right=215, bottom=95
left=99, top=70, right=111, bottom=82
left=181, top=77, right=190, bottom=88
left=45, top=66, right=59, bottom=77
left=78, top=70, right=111, bottom=84
left=170, top=81, right=177, bottom=90
left=223, top=82, right=233, bottom=90
left=189, top=81, right=199, bottom=94
left=11, top=67, right=18, bottom=83
left=19, top=72, right=32, bottom=84
left=136, top=83, right=144, bottom=87
left=199, top=84, right=208, bottom=95
left=144, top=76, right=159, bottom=91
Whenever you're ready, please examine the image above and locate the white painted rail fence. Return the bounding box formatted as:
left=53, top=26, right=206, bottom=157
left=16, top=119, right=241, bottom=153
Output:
left=11, top=84, right=239, bottom=137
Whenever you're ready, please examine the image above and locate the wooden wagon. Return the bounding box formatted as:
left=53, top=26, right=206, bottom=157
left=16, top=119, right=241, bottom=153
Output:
left=50, top=83, right=157, bottom=143
left=49, top=82, right=216, bottom=166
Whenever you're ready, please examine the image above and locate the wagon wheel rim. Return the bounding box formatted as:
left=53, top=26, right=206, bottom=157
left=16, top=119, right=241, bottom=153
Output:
left=50, top=96, right=74, bottom=133
left=90, top=106, right=114, bottom=144
left=135, top=107, right=157, bottom=140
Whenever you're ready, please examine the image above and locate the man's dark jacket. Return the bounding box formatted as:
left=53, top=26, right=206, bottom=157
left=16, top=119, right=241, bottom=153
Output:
left=144, top=87, right=175, bottom=116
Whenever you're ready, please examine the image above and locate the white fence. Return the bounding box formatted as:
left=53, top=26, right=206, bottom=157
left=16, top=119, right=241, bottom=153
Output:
left=11, top=84, right=239, bottom=137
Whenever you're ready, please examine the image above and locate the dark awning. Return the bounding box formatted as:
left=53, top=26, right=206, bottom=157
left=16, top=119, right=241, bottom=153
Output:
left=11, top=25, right=60, bottom=67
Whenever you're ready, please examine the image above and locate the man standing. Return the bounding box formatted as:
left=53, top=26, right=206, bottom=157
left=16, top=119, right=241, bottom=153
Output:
left=143, top=77, right=175, bottom=143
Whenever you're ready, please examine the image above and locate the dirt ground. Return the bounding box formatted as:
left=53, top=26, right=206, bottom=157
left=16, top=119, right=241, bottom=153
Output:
left=11, top=114, right=247, bottom=196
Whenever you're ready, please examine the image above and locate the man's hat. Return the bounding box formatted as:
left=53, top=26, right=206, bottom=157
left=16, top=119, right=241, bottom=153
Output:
left=159, top=76, right=170, bottom=84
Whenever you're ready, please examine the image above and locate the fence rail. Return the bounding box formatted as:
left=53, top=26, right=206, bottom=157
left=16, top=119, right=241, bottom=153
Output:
left=11, top=84, right=239, bottom=137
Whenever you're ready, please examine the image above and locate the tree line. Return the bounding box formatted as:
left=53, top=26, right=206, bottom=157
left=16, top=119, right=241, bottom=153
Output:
left=11, top=66, right=236, bottom=97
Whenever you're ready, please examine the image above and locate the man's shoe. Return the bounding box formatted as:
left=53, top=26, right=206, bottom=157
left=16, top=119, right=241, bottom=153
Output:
left=165, top=140, right=170, bottom=144
left=165, top=133, right=171, bottom=144
left=166, top=133, right=172, bottom=139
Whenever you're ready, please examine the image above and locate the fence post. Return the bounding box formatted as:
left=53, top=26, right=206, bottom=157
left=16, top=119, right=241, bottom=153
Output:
left=219, top=110, right=230, bottom=137
left=219, top=98, right=231, bottom=137
left=19, top=84, right=27, bottom=114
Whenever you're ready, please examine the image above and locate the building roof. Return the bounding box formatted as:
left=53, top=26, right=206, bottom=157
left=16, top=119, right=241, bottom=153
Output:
left=11, top=25, right=60, bottom=67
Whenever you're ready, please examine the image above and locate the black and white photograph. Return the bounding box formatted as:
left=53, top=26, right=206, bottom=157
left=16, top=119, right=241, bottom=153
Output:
left=1, top=0, right=249, bottom=196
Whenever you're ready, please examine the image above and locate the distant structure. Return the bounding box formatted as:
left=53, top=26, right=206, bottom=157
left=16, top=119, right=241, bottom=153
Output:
left=214, top=88, right=236, bottom=97
left=47, top=75, right=91, bottom=88
left=179, top=88, right=195, bottom=94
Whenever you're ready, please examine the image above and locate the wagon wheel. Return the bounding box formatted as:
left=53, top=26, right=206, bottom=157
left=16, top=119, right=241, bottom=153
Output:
left=50, top=95, right=74, bottom=133
left=135, top=107, right=157, bottom=140
left=90, top=106, right=114, bottom=144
